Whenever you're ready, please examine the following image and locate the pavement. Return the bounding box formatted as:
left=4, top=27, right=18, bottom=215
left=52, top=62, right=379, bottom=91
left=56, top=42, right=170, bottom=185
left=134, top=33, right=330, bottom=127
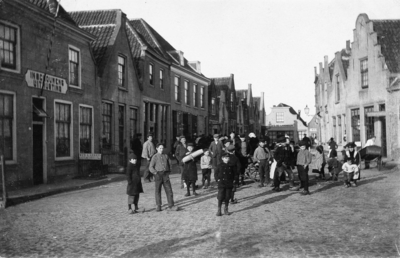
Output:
left=0, top=159, right=399, bottom=257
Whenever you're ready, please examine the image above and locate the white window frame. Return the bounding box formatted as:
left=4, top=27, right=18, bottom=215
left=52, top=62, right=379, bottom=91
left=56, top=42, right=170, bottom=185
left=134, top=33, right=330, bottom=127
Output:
left=149, top=63, right=154, bottom=86
left=54, top=100, right=73, bottom=160
left=276, top=112, right=284, bottom=123
left=200, top=86, right=205, bottom=108
left=0, top=21, right=21, bottom=74
left=79, top=104, right=94, bottom=154
left=174, top=76, right=180, bottom=102
left=159, top=69, right=164, bottom=89
left=118, top=55, right=126, bottom=88
left=193, top=84, right=197, bottom=107
left=68, top=45, right=81, bottom=88
left=0, top=90, right=17, bottom=164
left=184, top=80, right=189, bottom=105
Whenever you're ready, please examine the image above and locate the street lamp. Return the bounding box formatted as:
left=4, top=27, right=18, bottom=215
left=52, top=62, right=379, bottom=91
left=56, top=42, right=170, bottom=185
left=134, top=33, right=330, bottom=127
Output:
left=304, top=105, right=310, bottom=116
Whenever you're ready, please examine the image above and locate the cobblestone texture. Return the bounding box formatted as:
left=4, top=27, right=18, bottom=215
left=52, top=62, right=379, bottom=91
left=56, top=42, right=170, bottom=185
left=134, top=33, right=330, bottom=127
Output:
left=0, top=164, right=399, bottom=257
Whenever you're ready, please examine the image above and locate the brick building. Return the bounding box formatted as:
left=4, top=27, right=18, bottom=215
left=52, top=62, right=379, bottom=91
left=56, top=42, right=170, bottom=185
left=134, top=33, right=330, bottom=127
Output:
left=69, top=9, right=143, bottom=169
left=211, top=74, right=237, bottom=135
left=0, top=0, right=101, bottom=188
left=127, top=19, right=172, bottom=148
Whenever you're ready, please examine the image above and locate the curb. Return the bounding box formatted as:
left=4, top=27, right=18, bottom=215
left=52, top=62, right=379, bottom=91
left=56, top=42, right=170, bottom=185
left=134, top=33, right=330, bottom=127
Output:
left=6, top=174, right=127, bottom=208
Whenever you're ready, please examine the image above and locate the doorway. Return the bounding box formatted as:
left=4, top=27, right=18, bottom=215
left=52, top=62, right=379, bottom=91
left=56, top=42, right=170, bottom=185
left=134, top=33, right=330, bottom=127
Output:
left=380, top=117, right=387, bottom=157
left=32, top=124, right=43, bottom=185
left=32, top=97, right=46, bottom=185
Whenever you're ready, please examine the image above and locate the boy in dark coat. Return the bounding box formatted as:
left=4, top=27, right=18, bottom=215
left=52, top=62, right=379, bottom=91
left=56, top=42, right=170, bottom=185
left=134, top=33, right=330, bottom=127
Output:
left=226, top=145, right=241, bottom=203
left=126, top=153, right=144, bottom=214
left=183, top=143, right=199, bottom=196
left=215, top=153, right=239, bottom=216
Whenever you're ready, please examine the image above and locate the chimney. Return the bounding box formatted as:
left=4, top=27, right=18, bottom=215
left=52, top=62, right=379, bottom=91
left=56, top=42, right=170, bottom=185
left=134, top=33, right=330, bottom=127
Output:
left=319, top=62, right=323, bottom=74
left=189, top=61, right=201, bottom=74
left=260, top=92, right=264, bottom=111
left=324, top=55, right=328, bottom=69
left=346, top=40, right=351, bottom=53
left=314, top=67, right=317, bottom=77
left=47, top=0, right=59, bottom=15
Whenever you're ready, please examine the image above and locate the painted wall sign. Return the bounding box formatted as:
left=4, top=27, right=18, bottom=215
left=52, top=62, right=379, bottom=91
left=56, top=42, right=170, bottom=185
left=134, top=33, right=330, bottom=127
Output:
left=25, top=70, right=68, bottom=94
left=79, top=153, right=102, bottom=160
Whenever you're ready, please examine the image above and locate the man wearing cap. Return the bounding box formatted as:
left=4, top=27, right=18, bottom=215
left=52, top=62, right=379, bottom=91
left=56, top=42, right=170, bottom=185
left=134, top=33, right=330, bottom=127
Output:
left=214, top=153, right=238, bottom=216
left=238, top=134, right=250, bottom=186
left=226, top=145, right=241, bottom=203
left=141, top=134, right=156, bottom=183
left=272, top=136, right=298, bottom=192
left=149, top=143, right=179, bottom=212
left=296, top=140, right=312, bottom=195
left=253, top=137, right=271, bottom=187
left=209, top=133, right=224, bottom=171
left=175, top=135, right=188, bottom=189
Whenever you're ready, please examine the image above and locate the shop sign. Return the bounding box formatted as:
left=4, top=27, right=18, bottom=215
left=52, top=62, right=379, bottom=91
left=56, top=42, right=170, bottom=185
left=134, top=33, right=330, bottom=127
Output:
left=310, top=128, right=317, bottom=132
left=25, top=70, right=68, bottom=94
left=79, top=153, right=102, bottom=160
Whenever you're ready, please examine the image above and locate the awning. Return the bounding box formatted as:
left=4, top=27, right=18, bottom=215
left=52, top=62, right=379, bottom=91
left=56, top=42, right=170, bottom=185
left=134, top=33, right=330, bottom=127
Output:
left=33, top=104, right=50, bottom=118
left=366, top=111, right=386, bottom=117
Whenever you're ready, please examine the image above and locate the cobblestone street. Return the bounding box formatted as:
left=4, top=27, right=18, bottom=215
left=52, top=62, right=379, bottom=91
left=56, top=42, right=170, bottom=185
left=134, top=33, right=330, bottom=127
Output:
left=1, top=164, right=399, bottom=258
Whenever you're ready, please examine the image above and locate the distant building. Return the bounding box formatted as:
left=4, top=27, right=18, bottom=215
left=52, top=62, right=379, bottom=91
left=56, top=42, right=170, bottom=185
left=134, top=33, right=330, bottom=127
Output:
left=265, top=103, right=308, bottom=143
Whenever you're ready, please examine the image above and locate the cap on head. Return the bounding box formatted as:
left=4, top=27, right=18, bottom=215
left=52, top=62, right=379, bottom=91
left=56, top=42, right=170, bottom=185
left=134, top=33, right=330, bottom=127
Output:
left=222, top=153, right=230, bottom=158
left=298, top=141, right=306, bottom=147
left=227, top=145, right=235, bottom=152
left=213, top=134, right=219, bottom=138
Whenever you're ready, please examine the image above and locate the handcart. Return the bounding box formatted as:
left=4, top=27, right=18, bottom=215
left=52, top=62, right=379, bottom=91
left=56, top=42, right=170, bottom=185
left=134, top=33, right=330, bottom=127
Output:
left=359, top=145, right=383, bottom=171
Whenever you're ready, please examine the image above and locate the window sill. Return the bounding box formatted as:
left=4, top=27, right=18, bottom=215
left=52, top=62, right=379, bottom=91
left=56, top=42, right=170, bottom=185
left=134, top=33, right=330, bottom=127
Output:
left=1, top=67, right=21, bottom=74
left=68, top=87, right=83, bottom=95
left=118, top=87, right=128, bottom=92
left=175, top=101, right=181, bottom=104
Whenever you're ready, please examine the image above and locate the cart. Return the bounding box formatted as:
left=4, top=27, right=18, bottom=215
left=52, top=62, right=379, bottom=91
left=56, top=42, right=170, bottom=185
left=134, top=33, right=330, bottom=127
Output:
left=359, top=145, right=383, bottom=171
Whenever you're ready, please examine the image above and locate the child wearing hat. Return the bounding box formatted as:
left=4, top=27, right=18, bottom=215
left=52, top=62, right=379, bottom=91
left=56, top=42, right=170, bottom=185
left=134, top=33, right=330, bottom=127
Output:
left=183, top=143, right=199, bottom=196
left=200, top=149, right=212, bottom=189
left=342, top=157, right=359, bottom=187
left=126, top=153, right=144, bottom=214
left=296, top=141, right=312, bottom=195
left=214, top=153, right=238, bottom=216
left=327, top=150, right=341, bottom=181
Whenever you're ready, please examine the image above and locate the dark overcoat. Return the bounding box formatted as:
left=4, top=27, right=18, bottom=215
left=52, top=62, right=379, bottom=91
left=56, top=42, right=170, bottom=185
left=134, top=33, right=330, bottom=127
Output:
left=209, top=140, right=224, bottom=169
left=183, top=156, right=198, bottom=182
left=126, top=160, right=143, bottom=196
left=214, top=162, right=238, bottom=188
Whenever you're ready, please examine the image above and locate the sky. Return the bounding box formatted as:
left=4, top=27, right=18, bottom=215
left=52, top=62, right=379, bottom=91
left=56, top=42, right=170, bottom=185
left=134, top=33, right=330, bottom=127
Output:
left=62, top=0, right=400, bottom=122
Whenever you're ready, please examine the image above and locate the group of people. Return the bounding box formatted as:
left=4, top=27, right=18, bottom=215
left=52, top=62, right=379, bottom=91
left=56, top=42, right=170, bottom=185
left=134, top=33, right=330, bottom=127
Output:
left=125, top=131, right=363, bottom=216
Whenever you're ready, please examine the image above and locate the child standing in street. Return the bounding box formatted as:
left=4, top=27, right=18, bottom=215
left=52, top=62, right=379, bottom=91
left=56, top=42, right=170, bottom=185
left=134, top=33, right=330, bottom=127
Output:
left=215, top=153, right=238, bottom=216
left=342, top=158, right=359, bottom=187
left=126, top=153, right=144, bottom=214
left=327, top=151, right=341, bottom=181
left=200, top=149, right=212, bottom=189
left=296, top=141, right=312, bottom=195
left=183, top=143, right=199, bottom=196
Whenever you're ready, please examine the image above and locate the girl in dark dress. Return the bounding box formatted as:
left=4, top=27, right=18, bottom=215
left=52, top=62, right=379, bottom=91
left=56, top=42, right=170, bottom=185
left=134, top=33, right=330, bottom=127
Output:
left=183, top=143, right=199, bottom=197
left=126, top=153, right=144, bottom=214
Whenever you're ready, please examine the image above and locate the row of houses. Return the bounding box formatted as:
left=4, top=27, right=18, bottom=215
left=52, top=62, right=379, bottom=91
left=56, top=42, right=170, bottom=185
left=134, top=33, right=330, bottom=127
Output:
left=309, top=13, right=400, bottom=161
left=0, top=0, right=265, bottom=189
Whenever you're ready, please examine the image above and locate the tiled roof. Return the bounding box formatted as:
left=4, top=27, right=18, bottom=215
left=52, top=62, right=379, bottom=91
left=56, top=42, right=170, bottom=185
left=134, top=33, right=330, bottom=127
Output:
left=27, top=0, right=77, bottom=25
left=69, top=9, right=117, bottom=26
left=130, top=19, right=207, bottom=77
left=372, top=19, right=400, bottom=73
left=69, top=10, right=119, bottom=75
left=129, top=19, right=166, bottom=57
left=212, top=77, right=230, bottom=87
left=81, top=25, right=116, bottom=67
left=125, top=22, right=145, bottom=59
left=277, top=103, right=307, bottom=127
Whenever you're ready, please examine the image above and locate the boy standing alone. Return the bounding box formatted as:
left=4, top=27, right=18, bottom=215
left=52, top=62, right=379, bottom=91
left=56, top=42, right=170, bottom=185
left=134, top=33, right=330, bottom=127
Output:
left=215, top=153, right=238, bottom=216
left=296, top=141, right=312, bottom=195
